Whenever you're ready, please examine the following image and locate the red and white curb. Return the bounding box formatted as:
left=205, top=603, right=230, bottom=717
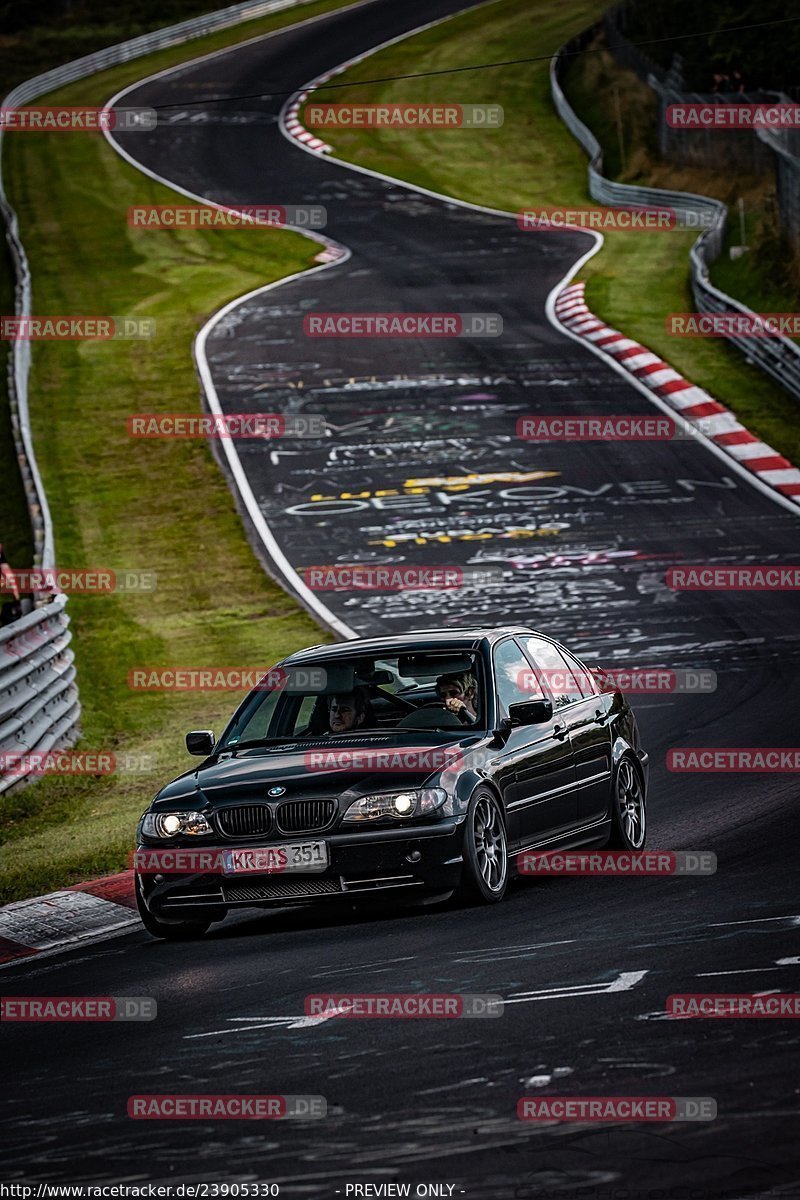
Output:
left=284, top=84, right=334, bottom=154
left=0, top=871, right=137, bottom=967
left=283, top=80, right=348, bottom=263
left=554, top=282, right=800, bottom=505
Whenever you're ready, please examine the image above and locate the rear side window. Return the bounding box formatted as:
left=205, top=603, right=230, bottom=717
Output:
left=523, top=638, right=587, bottom=708
left=562, top=647, right=597, bottom=695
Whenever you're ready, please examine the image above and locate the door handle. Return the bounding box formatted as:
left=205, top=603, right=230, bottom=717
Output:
left=553, top=723, right=568, bottom=739
left=595, top=707, right=610, bottom=724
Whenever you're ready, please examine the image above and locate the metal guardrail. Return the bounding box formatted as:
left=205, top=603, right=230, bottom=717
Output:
left=550, top=33, right=800, bottom=403
left=0, top=0, right=317, bottom=791
left=0, top=595, right=78, bottom=794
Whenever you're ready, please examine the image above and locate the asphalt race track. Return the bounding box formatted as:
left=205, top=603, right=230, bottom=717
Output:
left=3, top=0, right=800, bottom=1194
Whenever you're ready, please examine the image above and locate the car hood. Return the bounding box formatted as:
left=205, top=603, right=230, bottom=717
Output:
left=152, top=732, right=486, bottom=808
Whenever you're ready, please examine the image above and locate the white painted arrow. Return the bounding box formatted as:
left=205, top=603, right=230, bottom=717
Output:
left=504, top=970, right=648, bottom=1005
left=184, top=971, right=649, bottom=1037
left=185, top=1006, right=357, bottom=1039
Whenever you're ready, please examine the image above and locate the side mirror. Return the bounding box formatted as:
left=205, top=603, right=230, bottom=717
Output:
left=508, top=698, right=553, bottom=727
left=186, top=730, right=215, bottom=756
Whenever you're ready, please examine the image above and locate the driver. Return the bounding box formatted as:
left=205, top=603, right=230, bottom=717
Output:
left=327, top=687, right=371, bottom=734
left=435, top=671, right=478, bottom=725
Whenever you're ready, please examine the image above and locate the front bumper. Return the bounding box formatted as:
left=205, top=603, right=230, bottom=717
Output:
left=137, top=818, right=466, bottom=917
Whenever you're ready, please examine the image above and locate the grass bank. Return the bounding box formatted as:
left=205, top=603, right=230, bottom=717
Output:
left=0, top=0, right=361, bottom=553
left=0, top=0, right=361, bottom=903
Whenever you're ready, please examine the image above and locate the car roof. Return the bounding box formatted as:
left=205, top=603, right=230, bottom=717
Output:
left=281, top=627, right=549, bottom=664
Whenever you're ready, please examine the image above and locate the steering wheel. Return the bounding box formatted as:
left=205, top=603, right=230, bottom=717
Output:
left=418, top=701, right=463, bottom=717
left=418, top=700, right=475, bottom=725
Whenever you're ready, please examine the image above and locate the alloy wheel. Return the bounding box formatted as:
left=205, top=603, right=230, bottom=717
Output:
left=473, top=794, right=508, bottom=892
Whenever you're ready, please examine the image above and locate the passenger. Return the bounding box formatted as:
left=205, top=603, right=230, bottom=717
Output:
left=327, top=687, right=372, bottom=734
left=435, top=671, right=478, bottom=725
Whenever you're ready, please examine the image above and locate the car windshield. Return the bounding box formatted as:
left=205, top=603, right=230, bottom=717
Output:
left=218, top=651, right=484, bottom=749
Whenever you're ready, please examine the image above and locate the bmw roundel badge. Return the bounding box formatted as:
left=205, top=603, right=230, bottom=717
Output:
left=268, top=785, right=286, bottom=797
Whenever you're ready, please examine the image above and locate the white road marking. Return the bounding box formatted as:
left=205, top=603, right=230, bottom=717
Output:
left=417, top=1077, right=490, bottom=1096
left=707, top=915, right=800, bottom=927
left=695, top=967, right=786, bottom=976
left=186, top=1016, right=310, bottom=1038
left=522, top=1067, right=574, bottom=1087
left=310, top=955, right=416, bottom=977
left=454, top=940, right=575, bottom=962
left=505, top=970, right=648, bottom=1004
left=186, top=1003, right=360, bottom=1038
left=185, top=973, right=648, bottom=1037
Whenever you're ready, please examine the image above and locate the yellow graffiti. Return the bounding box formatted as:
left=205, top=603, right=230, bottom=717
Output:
left=404, top=470, right=560, bottom=488
left=309, top=470, right=560, bottom=503
left=368, top=528, right=564, bottom=548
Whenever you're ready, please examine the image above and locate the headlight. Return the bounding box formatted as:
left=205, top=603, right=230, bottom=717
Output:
left=342, top=789, right=448, bottom=823
left=141, top=811, right=213, bottom=838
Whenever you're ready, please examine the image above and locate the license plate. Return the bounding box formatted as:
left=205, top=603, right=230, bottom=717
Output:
left=222, top=841, right=328, bottom=876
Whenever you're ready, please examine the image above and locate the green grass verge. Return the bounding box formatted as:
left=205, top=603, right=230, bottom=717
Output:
left=300, top=0, right=800, bottom=467
left=0, top=0, right=364, bottom=904
left=0, top=0, right=362, bottom=588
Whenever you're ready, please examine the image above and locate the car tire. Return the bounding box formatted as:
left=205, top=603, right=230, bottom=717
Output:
left=457, top=789, right=508, bottom=904
left=606, top=756, right=647, bottom=850
left=135, top=878, right=213, bottom=940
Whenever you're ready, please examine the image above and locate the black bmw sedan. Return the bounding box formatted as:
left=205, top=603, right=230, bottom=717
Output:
left=135, top=627, right=649, bottom=938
